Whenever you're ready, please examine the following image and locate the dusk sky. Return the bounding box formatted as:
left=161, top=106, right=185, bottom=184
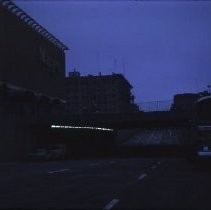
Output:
left=14, top=0, right=211, bottom=103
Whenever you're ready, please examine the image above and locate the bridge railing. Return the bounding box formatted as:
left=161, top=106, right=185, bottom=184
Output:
left=137, top=100, right=173, bottom=112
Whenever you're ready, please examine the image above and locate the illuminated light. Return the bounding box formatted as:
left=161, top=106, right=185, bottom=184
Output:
left=50, top=125, right=113, bottom=131
left=51, top=125, right=60, bottom=128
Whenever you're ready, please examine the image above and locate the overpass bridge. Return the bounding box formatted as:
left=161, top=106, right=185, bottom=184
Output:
left=42, top=111, right=192, bottom=130
left=28, top=111, right=192, bottom=158
left=0, top=108, right=193, bottom=161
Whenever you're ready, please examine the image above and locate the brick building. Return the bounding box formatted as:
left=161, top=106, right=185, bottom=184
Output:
left=65, top=71, right=138, bottom=114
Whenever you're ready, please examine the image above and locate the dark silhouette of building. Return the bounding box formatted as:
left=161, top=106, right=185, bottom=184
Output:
left=0, top=0, right=69, bottom=161
left=171, top=91, right=210, bottom=113
left=0, top=0, right=68, bottom=99
left=65, top=71, right=138, bottom=114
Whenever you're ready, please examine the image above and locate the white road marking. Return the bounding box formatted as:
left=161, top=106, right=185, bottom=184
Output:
left=103, top=199, right=119, bottom=210
left=138, top=173, right=147, bottom=180
left=48, top=169, right=70, bottom=174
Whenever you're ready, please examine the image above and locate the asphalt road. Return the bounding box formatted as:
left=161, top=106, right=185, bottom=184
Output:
left=0, top=158, right=211, bottom=209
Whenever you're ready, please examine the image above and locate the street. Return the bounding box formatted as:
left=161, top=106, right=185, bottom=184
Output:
left=0, top=158, right=211, bottom=209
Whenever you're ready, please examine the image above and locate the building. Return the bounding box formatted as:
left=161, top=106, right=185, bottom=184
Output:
left=171, top=91, right=210, bottom=112
left=0, top=0, right=68, bottom=160
left=65, top=71, right=138, bottom=114
left=0, top=0, right=68, bottom=99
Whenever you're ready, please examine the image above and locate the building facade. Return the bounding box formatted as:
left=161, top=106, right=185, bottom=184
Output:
left=0, top=0, right=68, bottom=160
left=171, top=91, right=210, bottom=113
left=0, top=0, right=68, bottom=99
left=65, top=71, right=137, bottom=114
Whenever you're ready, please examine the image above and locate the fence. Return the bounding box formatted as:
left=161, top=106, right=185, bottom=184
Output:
left=137, top=100, right=173, bottom=112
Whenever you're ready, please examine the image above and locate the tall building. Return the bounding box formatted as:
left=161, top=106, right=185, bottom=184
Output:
left=65, top=71, right=137, bottom=114
left=0, top=0, right=68, bottom=99
left=0, top=0, right=69, bottom=160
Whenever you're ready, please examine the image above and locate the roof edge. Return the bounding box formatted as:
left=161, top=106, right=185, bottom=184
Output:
left=1, top=0, right=69, bottom=51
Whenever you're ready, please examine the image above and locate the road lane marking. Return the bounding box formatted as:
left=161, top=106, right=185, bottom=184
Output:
left=48, top=169, right=70, bottom=174
left=103, top=199, right=119, bottom=210
left=138, top=173, right=147, bottom=181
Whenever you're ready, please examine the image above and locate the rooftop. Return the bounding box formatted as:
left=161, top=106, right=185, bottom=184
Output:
left=0, top=0, right=69, bottom=51
left=67, top=71, right=133, bottom=88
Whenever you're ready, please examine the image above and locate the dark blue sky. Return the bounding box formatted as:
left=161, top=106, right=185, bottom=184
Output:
left=15, top=0, right=211, bottom=102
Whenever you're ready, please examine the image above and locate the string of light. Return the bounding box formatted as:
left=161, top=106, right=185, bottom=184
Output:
left=51, top=125, right=114, bottom=131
